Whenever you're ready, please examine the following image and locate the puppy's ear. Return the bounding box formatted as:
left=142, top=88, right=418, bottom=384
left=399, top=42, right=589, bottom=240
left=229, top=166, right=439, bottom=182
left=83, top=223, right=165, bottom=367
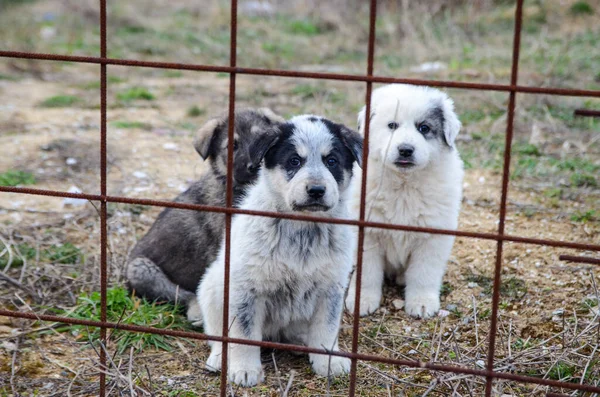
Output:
left=442, top=98, right=461, bottom=148
left=357, top=106, right=366, bottom=134
left=339, top=126, right=365, bottom=168
left=257, top=108, right=286, bottom=124
left=194, top=118, right=223, bottom=160
left=249, top=131, right=280, bottom=167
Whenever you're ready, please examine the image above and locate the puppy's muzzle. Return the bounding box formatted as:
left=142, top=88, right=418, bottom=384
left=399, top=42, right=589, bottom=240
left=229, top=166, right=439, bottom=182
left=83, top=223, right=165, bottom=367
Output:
left=395, top=144, right=416, bottom=168
left=293, top=184, right=330, bottom=212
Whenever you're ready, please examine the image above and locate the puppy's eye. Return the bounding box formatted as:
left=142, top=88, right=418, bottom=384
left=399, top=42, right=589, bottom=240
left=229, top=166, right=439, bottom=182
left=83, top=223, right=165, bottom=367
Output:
left=288, top=157, right=301, bottom=168
left=418, top=124, right=430, bottom=134
left=326, top=157, right=338, bottom=167
left=233, top=140, right=239, bottom=151
left=388, top=122, right=399, bottom=130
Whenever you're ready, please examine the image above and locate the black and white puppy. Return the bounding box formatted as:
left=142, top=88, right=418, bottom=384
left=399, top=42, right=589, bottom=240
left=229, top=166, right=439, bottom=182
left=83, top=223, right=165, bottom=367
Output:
left=126, top=108, right=284, bottom=323
left=197, top=115, right=363, bottom=386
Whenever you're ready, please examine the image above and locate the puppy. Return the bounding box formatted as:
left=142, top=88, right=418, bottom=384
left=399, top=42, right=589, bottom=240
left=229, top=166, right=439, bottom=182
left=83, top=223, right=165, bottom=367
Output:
left=126, top=108, right=284, bottom=323
left=345, top=84, right=463, bottom=319
left=198, top=115, right=363, bottom=386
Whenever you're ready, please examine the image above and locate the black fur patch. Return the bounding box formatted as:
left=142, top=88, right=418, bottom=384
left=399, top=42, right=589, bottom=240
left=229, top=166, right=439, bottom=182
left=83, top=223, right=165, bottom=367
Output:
left=418, top=106, right=446, bottom=144
left=325, top=287, right=342, bottom=327
left=264, top=123, right=302, bottom=181
left=320, top=118, right=363, bottom=167
left=236, top=292, right=257, bottom=337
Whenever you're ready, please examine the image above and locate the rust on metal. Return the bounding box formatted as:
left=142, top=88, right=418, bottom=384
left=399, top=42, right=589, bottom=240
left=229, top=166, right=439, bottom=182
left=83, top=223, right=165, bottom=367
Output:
left=485, top=0, right=524, bottom=396
left=574, top=109, right=600, bottom=117
left=559, top=255, right=600, bottom=265
left=1, top=0, right=599, bottom=394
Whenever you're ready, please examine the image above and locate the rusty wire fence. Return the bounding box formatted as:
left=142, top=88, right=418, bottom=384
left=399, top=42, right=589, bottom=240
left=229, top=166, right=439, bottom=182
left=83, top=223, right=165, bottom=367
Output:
left=1, top=0, right=600, bottom=396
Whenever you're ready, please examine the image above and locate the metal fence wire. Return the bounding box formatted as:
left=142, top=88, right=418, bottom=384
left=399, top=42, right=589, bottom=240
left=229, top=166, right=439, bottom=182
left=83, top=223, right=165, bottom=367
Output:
left=1, top=0, right=600, bottom=396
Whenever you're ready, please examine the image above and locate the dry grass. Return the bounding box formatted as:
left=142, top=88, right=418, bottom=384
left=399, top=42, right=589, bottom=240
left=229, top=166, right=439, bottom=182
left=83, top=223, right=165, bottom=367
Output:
left=1, top=0, right=599, bottom=396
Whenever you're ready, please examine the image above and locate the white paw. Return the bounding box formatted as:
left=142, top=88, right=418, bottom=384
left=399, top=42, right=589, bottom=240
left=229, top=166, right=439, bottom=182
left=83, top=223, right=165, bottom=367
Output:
left=404, top=293, right=440, bottom=319
left=206, top=350, right=222, bottom=372
left=311, top=355, right=351, bottom=377
left=228, top=366, right=264, bottom=387
left=345, top=289, right=381, bottom=317
left=186, top=298, right=202, bottom=326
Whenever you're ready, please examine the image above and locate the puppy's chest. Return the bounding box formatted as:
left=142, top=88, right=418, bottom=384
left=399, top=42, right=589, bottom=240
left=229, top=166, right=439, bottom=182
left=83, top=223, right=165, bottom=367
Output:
left=252, top=220, right=347, bottom=268
left=262, top=278, right=323, bottom=324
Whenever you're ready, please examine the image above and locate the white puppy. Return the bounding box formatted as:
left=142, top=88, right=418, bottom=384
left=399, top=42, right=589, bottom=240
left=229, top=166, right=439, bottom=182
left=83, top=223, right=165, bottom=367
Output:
left=198, top=115, right=363, bottom=386
left=345, top=84, right=463, bottom=319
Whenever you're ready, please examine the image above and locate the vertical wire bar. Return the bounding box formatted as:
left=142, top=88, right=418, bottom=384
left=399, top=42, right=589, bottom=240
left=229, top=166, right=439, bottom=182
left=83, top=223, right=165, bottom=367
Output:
left=220, top=0, right=238, bottom=394
left=484, top=0, right=523, bottom=395
left=348, top=0, right=377, bottom=395
left=99, top=0, right=108, bottom=395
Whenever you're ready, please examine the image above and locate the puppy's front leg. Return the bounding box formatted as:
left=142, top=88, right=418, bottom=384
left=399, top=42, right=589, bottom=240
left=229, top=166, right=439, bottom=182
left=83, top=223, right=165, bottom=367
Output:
left=345, top=234, right=385, bottom=316
left=308, top=285, right=350, bottom=377
left=227, top=292, right=265, bottom=387
left=404, top=235, right=454, bottom=318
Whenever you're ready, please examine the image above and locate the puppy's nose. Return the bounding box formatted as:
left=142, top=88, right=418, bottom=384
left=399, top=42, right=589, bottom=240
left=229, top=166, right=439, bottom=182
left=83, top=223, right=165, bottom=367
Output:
left=307, top=185, right=326, bottom=199
left=247, top=163, right=259, bottom=174
left=398, top=144, right=415, bottom=158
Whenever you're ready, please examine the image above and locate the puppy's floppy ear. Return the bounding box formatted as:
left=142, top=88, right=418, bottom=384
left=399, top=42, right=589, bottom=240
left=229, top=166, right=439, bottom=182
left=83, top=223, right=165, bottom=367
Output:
left=193, top=118, right=223, bottom=160
left=248, top=130, right=281, bottom=167
left=441, top=97, right=461, bottom=148
left=339, top=125, right=365, bottom=168
left=257, top=107, right=286, bottom=124
left=357, top=106, right=366, bottom=134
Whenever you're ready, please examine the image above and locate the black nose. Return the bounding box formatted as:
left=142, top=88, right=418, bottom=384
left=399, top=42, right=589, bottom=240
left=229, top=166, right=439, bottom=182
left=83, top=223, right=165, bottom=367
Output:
left=307, top=185, right=326, bottom=199
left=398, top=144, right=415, bottom=158
left=247, top=163, right=259, bottom=174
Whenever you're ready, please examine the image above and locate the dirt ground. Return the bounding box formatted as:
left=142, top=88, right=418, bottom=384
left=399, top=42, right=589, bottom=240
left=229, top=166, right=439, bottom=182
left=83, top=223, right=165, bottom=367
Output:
left=1, top=0, right=599, bottom=396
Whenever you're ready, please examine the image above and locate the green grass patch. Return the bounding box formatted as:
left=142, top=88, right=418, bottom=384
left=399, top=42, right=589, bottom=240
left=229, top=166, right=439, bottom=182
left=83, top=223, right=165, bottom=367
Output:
left=39, top=95, right=81, bottom=108
left=0, top=242, right=81, bottom=268
left=570, top=1, right=594, bottom=15
left=187, top=105, right=205, bottom=117
left=111, top=120, right=150, bottom=129
left=0, top=170, right=36, bottom=186
left=116, top=87, right=155, bottom=102
left=0, top=72, right=18, bottom=81
left=59, top=287, right=192, bottom=353
left=284, top=19, right=320, bottom=36
left=261, top=42, right=295, bottom=59
left=45, top=243, right=82, bottom=264
left=570, top=173, right=597, bottom=187
left=0, top=242, right=36, bottom=268
left=571, top=210, right=599, bottom=223
left=163, top=70, right=183, bottom=78
left=548, top=361, right=577, bottom=381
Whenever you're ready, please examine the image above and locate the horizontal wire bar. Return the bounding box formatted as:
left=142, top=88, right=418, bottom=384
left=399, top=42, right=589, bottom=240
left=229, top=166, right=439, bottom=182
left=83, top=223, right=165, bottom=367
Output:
left=559, top=255, right=600, bottom=265
left=574, top=109, right=600, bottom=117
left=1, top=185, right=599, bottom=252
left=1, top=309, right=600, bottom=394
left=0, top=50, right=599, bottom=98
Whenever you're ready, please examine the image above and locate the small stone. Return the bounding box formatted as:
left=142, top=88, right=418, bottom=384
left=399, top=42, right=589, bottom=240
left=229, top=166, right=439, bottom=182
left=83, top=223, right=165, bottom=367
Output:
left=478, top=176, right=485, bottom=184
left=1, top=341, right=17, bottom=351
left=476, top=360, right=485, bottom=368
left=162, top=142, right=179, bottom=151
left=467, top=282, right=479, bottom=288
left=392, top=299, right=405, bottom=310
left=437, top=309, right=450, bottom=318
left=408, top=349, right=417, bottom=355
left=65, top=157, right=77, bottom=165
left=446, top=304, right=457, bottom=311
left=133, top=171, right=148, bottom=179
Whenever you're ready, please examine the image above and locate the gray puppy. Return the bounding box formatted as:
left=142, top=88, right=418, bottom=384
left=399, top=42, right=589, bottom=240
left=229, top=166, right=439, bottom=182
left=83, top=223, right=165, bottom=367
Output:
left=126, top=108, right=285, bottom=323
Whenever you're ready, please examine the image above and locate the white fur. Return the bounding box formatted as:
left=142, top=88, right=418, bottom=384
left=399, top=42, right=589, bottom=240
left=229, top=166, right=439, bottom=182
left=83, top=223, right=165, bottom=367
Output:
left=345, top=84, right=464, bottom=319
left=198, top=115, right=357, bottom=386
